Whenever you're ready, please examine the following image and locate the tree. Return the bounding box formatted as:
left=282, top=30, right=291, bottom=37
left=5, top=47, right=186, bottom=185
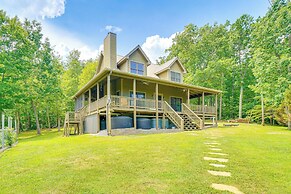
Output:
left=250, top=0, right=291, bottom=125
left=78, top=59, right=98, bottom=89
left=61, top=50, right=83, bottom=110
left=230, top=14, right=254, bottom=118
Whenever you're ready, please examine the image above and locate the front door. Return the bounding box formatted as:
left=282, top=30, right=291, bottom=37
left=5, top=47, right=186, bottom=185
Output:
left=170, top=97, right=182, bottom=112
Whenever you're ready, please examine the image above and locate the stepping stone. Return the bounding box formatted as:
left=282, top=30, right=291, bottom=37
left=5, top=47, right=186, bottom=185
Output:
left=208, top=170, right=231, bottom=177
left=211, top=183, right=244, bottom=194
left=203, top=157, right=228, bottom=163
left=209, top=163, right=226, bottom=168
left=208, top=152, right=228, bottom=156
left=204, top=142, right=221, bottom=145
left=209, top=148, right=222, bottom=151
left=207, top=145, right=219, bottom=148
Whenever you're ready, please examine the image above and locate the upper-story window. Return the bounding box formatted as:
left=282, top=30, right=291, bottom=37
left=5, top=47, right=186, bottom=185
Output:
left=171, top=71, right=181, bottom=83
left=130, top=61, right=144, bottom=75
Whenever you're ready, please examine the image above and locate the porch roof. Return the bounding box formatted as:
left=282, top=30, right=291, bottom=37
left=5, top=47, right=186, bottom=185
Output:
left=73, top=68, right=222, bottom=98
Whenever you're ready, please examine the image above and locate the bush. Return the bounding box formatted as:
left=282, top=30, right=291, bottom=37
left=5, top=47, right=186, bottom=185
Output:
left=5, top=130, right=15, bottom=147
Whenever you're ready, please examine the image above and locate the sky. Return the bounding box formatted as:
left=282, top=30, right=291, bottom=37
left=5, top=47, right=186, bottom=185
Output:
left=0, top=0, right=270, bottom=61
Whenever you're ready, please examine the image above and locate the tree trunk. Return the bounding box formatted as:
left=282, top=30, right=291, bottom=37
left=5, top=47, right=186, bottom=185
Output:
left=239, top=85, right=243, bottom=119
left=261, top=94, right=265, bottom=126
left=32, top=100, right=41, bottom=135
left=26, top=113, right=31, bottom=130
left=219, top=94, right=222, bottom=120
left=58, top=116, right=61, bottom=132
left=46, top=108, right=51, bottom=130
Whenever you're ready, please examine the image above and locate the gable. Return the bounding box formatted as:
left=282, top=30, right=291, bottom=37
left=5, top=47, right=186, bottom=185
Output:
left=170, top=61, right=184, bottom=73
left=129, top=49, right=148, bottom=65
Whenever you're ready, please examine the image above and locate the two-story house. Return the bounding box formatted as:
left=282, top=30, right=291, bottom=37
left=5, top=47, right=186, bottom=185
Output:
left=64, top=32, right=221, bottom=136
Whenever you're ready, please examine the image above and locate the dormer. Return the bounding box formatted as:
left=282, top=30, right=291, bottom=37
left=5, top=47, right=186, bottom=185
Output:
left=117, top=45, right=151, bottom=76
left=148, top=57, right=187, bottom=83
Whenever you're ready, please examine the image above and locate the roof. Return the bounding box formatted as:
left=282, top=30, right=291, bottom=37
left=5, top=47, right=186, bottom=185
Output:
left=156, top=57, right=187, bottom=74
left=117, top=45, right=151, bottom=66
left=73, top=67, right=221, bottom=98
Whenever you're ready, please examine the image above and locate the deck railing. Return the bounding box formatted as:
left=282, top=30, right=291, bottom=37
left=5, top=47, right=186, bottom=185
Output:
left=164, top=101, right=184, bottom=130
left=110, top=95, right=162, bottom=111
left=190, top=104, right=216, bottom=114
left=182, top=103, right=203, bottom=129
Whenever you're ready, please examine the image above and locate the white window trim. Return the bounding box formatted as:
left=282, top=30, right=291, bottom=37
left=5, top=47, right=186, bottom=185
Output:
left=170, top=71, right=181, bottom=83
left=129, top=60, right=145, bottom=76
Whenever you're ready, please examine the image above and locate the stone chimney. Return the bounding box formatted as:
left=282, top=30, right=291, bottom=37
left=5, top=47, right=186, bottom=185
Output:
left=103, top=32, right=117, bottom=69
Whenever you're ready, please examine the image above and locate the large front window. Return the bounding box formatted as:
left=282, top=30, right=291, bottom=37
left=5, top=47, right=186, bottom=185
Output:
left=130, top=61, right=144, bottom=75
left=171, top=71, right=181, bottom=83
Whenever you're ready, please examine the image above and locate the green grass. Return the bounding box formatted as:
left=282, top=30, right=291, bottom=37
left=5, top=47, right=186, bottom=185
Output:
left=0, top=124, right=290, bottom=193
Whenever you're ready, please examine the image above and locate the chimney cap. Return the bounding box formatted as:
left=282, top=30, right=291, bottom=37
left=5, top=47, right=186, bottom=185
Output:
left=107, top=32, right=116, bottom=35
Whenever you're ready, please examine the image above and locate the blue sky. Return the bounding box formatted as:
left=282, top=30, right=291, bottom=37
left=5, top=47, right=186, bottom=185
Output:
left=0, top=0, right=270, bottom=61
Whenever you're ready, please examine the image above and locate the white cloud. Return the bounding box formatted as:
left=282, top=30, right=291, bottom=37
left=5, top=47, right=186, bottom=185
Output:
left=0, top=1, right=101, bottom=61
left=104, top=25, right=122, bottom=33
left=0, top=0, right=66, bottom=20
left=42, top=22, right=102, bottom=60
left=141, top=33, right=177, bottom=62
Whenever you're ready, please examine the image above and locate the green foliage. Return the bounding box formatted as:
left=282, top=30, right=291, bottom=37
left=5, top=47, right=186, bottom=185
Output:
left=78, top=59, right=98, bottom=89
left=4, top=129, right=15, bottom=147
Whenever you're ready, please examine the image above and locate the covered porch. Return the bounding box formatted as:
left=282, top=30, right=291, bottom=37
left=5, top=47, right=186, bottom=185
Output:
left=73, top=71, right=220, bottom=134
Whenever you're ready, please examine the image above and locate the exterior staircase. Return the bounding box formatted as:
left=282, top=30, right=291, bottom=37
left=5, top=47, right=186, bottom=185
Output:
left=179, top=113, right=199, bottom=130
left=163, top=101, right=203, bottom=131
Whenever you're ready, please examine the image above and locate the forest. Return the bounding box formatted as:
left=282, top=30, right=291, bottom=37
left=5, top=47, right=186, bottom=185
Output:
left=0, top=0, right=290, bottom=134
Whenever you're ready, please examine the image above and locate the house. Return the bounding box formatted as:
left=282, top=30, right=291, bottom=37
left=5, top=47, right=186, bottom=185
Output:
left=64, top=32, right=221, bottom=136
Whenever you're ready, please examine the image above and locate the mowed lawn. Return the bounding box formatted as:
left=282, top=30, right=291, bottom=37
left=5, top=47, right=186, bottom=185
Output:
left=0, top=124, right=290, bottom=193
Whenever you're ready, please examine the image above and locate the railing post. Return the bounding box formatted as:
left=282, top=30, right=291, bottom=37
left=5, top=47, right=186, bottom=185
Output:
left=181, top=120, right=184, bottom=131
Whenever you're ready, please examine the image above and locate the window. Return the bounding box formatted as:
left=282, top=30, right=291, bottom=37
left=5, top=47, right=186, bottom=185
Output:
left=171, top=71, right=181, bottom=82
left=130, top=61, right=144, bottom=75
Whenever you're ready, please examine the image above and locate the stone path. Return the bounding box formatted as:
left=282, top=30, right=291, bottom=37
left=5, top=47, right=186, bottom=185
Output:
left=204, top=134, right=244, bottom=194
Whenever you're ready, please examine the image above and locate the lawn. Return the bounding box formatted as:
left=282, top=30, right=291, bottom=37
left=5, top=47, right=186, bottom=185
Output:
left=0, top=124, right=290, bottom=193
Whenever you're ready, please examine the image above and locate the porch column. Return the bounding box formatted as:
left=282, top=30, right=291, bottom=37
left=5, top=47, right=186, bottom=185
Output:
left=82, top=94, right=85, bottom=108
left=187, top=89, right=190, bottom=106
left=215, top=94, right=218, bottom=127
left=106, top=75, right=111, bottom=135
left=133, top=79, right=137, bottom=129
left=96, top=82, right=100, bottom=132
left=155, top=83, right=159, bottom=130
left=202, top=92, right=205, bottom=128
left=88, top=88, right=91, bottom=113
left=121, top=78, right=123, bottom=96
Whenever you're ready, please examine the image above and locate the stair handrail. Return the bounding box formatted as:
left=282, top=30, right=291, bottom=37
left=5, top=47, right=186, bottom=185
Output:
left=182, top=103, right=203, bottom=129
left=163, top=101, right=184, bottom=130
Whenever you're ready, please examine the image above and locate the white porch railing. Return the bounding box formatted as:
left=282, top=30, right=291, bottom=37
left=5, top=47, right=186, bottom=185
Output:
left=190, top=104, right=216, bottom=114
